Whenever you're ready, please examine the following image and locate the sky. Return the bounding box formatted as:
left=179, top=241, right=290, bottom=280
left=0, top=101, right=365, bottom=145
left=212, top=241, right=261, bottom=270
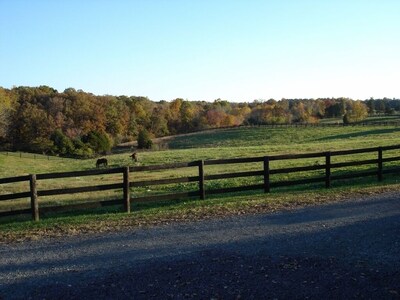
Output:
left=1, top=0, right=399, bottom=102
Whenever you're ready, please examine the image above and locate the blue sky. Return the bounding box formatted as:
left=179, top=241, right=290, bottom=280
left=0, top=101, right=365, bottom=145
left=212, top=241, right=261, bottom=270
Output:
left=1, top=0, right=399, bottom=102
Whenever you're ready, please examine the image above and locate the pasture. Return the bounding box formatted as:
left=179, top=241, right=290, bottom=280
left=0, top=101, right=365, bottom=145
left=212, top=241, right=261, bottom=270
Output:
left=1, top=125, right=400, bottom=239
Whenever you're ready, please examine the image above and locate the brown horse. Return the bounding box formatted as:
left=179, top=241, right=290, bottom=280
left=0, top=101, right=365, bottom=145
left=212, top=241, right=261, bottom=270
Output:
left=96, top=158, right=108, bottom=168
left=130, top=152, right=138, bottom=162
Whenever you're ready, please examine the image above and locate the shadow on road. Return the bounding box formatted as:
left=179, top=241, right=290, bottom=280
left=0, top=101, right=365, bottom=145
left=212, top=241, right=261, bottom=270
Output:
left=1, top=195, right=399, bottom=299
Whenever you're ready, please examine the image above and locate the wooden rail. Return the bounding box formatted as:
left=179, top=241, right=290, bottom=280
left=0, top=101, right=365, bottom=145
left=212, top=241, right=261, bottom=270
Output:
left=1, top=144, right=400, bottom=221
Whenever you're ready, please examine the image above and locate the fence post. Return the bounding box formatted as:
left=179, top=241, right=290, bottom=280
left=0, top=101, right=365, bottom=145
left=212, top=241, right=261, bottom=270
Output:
left=325, top=152, right=331, bottom=188
left=123, top=167, right=130, bottom=213
left=29, top=174, right=39, bottom=221
left=263, top=156, right=270, bottom=193
left=378, top=147, right=383, bottom=182
left=198, top=160, right=205, bottom=200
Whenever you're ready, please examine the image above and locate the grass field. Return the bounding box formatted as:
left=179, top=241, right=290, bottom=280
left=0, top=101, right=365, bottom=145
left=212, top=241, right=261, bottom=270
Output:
left=2, top=125, right=400, bottom=176
left=319, top=115, right=400, bottom=125
left=1, top=125, right=400, bottom=240
left=167, top=125, right=400, bottom=152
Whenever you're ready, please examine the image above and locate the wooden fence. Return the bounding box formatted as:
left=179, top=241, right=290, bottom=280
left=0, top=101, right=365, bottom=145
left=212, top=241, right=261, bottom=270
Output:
left=1, top=145, right=400, bottom=221
left=0, top=151, right=64, bottom=160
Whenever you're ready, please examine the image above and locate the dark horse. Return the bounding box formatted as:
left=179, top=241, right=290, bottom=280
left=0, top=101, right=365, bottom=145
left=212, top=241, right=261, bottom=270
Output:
left=96, top=158, right=108, bottom=168
left=130, top=152, right=138, bottom=162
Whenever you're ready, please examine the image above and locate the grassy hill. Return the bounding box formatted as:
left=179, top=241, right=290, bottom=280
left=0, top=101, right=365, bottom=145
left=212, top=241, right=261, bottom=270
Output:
left=1, top=125, right=400, bottom=239
left=166, top=125, right=400, bottom=152
left=2, top=125, right=400, bottom=177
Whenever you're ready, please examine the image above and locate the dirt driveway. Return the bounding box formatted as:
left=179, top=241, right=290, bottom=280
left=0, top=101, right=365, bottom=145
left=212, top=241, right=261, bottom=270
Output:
left=1, top=192, right=399, bottom=299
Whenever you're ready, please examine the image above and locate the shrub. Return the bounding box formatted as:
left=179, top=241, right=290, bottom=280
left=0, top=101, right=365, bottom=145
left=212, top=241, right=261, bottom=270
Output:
left=82, top=130, right=112, bottom=154
left=51, top=129, right=75, bottom=155
left=137, top=128, right=153, bottom=149
left=72, top=138, right=94, bottom=158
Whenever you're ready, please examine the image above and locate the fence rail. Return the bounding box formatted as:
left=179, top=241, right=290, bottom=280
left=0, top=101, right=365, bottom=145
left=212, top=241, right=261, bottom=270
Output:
left=0, top=151, right=65, bottom=160
left=1, top=144, right=400, bottom=221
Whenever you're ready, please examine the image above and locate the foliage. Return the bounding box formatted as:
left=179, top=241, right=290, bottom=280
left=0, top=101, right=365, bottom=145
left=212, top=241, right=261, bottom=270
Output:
left=50, top=129, right=75, bottom=155
left=343, top=101, right=368, bottom=124
left=82, top=130, right=112, bottom=154
left=137, top=128, right=153, bottom=149
left=0, top=87, right=16, bottom=142
left=1, top=125, right=400, bottom=236
left=0, top=85, right=399, bottom=156
left=72, top=139, right=94, bottom=158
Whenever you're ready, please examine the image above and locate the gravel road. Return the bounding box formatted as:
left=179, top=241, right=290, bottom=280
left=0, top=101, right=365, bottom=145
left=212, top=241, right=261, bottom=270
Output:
left=1, top=192, right=399, bottom=299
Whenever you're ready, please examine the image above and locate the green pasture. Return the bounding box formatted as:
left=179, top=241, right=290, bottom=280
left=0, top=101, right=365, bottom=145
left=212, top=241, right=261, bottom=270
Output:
left=1, top=125, right=400, bottom=233
left=2, top=125, right=400, bottom=176
left=360, top=115, right=400, bottom=124
left=319, top=115, right=400, bottom=125
left=167, top=125, right=400, bottom=151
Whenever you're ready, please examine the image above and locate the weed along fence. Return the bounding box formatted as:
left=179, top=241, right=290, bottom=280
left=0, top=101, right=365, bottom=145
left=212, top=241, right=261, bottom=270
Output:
left=1, top=144, right=400, bottom=221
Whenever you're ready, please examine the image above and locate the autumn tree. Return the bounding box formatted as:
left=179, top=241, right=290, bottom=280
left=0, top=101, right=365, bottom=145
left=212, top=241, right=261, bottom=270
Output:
left=206, top=109, right=227, bottom=127
left=343, top=101, right=368, bottom=124
left=0, top=87, right=16, bottom=145
left=50, top=129, right=75, bottom=155
left=11, top=102, right=55, bottom=152
left=180, top=100, right=197, bottom=132
left=65, top=91, right=106, bottom=135
left=4, top=84, right=399, bottom=156
left=137, top=128, right=153, bottom=149
left=100, top=96, right=129, bottom=143
left=167, top=98, right=183, bottom=134
left=231, top=105, right=251, bottom=125
left=150, top=106, right=169, bottom=136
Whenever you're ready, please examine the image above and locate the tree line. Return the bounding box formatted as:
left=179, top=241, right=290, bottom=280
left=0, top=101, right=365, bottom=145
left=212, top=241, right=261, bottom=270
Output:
left=0, top=86, right=399, bottom=157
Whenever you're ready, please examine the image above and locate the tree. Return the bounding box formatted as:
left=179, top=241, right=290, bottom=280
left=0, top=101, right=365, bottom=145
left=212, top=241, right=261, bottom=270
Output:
left=50, top=129, right=75, bottom=155
left=232, top=105, right=251, bottom=124
left=101, top=96, right=129, bottom=138
left=150, top=107, right=169, bottom=136
left=376, top=100, right=386, bottom=114
left=206, top=109, right=227, bottom=127
left=343, top=101, right=368, bottom=124
left=366, top=98, right=376, bottom=115
left=291, top=102, right=308, bottom=123
left=0, top=88, right=15, bottom=143
left=180, top=101, right=196, bottom=132
left=137, top=128, right=153, bottom=149
left=168, top=98, right=183, bottom=134
left=72, top=138, right=94, bottom=158
left=82, top=130, right=112, bottom=154
left=10, top=102, right=55, bottom=152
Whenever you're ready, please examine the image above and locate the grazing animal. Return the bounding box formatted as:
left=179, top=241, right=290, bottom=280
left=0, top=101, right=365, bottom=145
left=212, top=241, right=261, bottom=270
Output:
left=96, top=158, right=108, bottom=168
left=130, top=152, right=138, bottom=162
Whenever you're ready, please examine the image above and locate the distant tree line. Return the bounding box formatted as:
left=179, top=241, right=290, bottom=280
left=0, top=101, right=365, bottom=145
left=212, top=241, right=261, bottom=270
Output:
left=0, top=86, right=398, bottom=157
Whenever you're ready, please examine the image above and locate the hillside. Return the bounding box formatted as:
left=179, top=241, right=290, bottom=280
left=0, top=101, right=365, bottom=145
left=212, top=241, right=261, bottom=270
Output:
left=2, top=125, right=400, bottom=177
left=1, top=124, right=400, bottom=242
left=2, top=85, right=400, bottom=158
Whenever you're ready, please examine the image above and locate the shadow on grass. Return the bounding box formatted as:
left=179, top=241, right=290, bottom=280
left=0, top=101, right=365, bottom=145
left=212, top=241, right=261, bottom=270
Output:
left=315, top=128, right=400, bottom=141
left=360, top=115, right=400, bottom=123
